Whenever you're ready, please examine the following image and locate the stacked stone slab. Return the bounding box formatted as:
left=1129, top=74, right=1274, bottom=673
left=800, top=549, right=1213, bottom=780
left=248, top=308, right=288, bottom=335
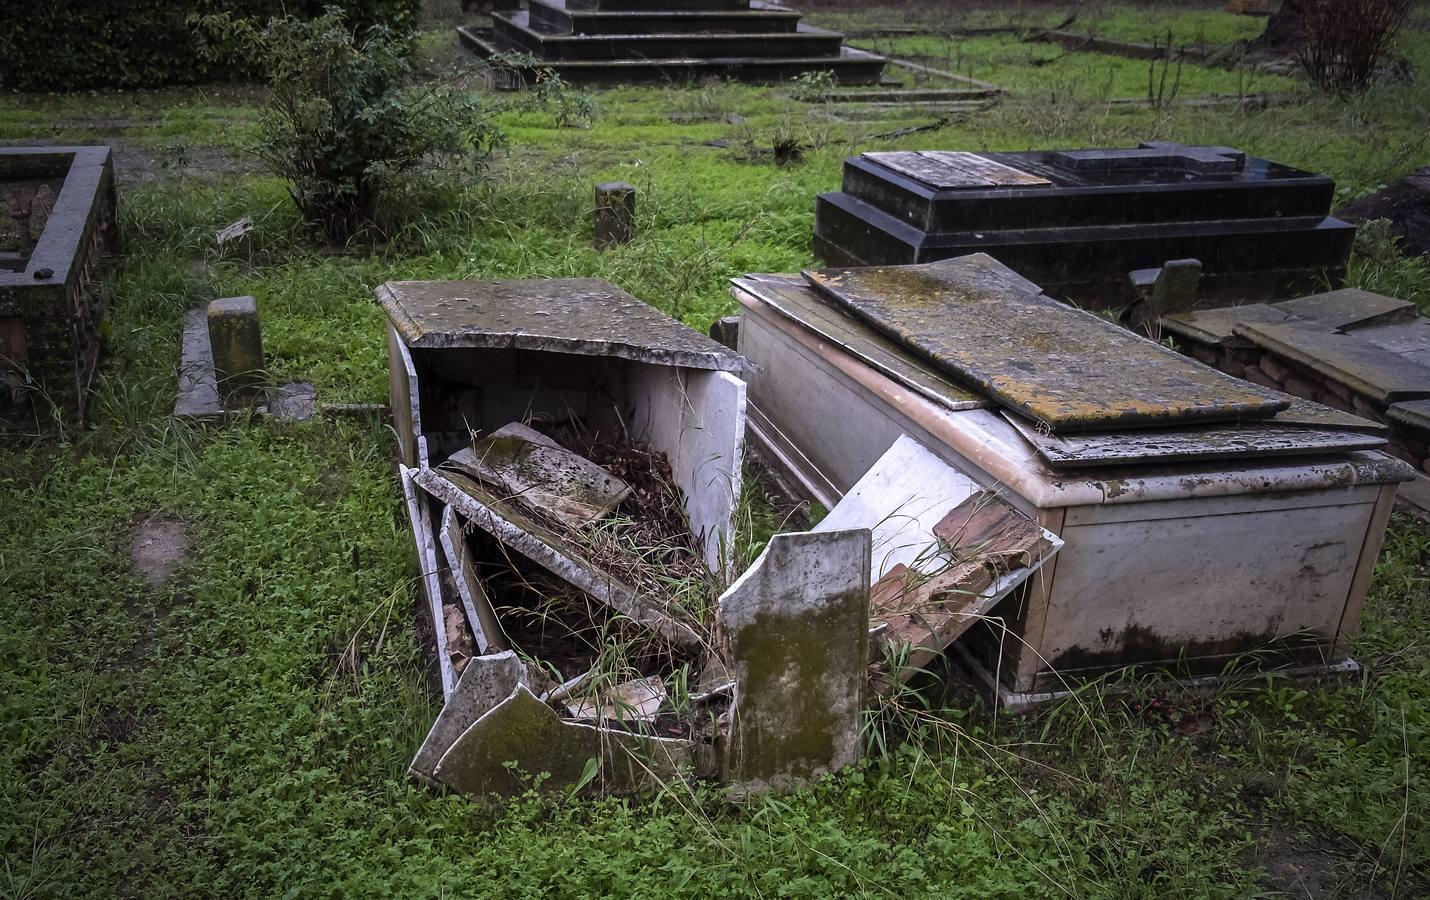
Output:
left=813, top=143, right=1355, bottom=307
left=1163, top=289, right=1430, bottom=514
left=458, top=0, right=885, bottom=85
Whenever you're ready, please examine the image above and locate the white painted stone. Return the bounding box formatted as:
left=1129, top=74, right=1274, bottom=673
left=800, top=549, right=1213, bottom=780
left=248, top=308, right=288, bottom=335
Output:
left=719, top=529, right=870, bottom=794
left=628, top=365, right=747, bottom=575
left=438, top=505, right=507, bottom=655
left=400, top=465, right=456, bottom=698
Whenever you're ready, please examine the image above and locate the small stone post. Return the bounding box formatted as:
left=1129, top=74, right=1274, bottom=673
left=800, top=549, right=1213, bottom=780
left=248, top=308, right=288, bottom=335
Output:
left=594, top=182, right=636, bottom=250
left=207, top=296, right=264, bottom=402
left=1130, top=258, right=1202, bottom=337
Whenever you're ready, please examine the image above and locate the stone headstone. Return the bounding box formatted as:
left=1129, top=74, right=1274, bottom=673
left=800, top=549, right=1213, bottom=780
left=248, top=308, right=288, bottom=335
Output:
left=594, top=182, right=636, bottom=250
left=207, top=296, right=264, bottom=401
left=719, top=528, right=871, bottom=794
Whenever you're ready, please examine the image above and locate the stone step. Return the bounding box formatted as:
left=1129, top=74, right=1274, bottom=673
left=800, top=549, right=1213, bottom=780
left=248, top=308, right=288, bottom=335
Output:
left=460, top=25, right=885, bottom=84
left=1234, top=322, right=1430, bottom=404
left=568, top=0, right=753, bottom=10
left=495, top=11, right=843, bottom=61
left=529, top=0, right=801, bottom=36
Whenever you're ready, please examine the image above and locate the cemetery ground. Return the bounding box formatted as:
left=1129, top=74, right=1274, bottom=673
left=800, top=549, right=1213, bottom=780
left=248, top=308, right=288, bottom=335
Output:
left=2, top=1, right=1429, bottom=896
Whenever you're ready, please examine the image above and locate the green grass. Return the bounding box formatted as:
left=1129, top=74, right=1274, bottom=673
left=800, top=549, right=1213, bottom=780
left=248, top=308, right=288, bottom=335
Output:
left=3, top=3, right=1430, bottom=896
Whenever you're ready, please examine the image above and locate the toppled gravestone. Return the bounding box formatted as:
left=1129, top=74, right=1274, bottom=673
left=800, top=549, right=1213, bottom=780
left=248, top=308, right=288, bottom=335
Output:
left=720, top=529, right=871, bottom=795
left=431, top=685, right=693, bottom=797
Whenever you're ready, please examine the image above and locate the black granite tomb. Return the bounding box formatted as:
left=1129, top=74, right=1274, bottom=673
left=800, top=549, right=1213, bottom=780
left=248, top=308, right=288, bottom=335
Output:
left=457, top=0, right=885, bottom=85
left=812, top=143, right=1356, bottom=307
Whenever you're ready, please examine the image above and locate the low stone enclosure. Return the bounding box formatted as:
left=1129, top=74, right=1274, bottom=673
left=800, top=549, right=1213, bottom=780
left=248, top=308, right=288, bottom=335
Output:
left=386, top=252, right=1413, bottom=800
left=813, top=142, right=1354, bottom=308
left=1164, top=289, right=1430, bottom=518
left=0, top=146, right=117, bottom=429
left=457, top=0, right=887, bottom=85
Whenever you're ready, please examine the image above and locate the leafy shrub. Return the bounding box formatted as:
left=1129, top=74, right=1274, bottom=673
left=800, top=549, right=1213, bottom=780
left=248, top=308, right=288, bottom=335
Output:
left=202, top=11, right=591, bottom=243
left=1297, top=0, right=1412, bottom=92
left=0, top=0, right=419, bottom=91
left=1348, top=218, right=1430, bottom=313
left=789, top=70, right=837, bottom=103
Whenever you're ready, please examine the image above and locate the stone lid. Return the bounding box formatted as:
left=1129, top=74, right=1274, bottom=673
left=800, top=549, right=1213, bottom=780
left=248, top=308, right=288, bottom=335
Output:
left=1272, top=289, right=1415, bottom=332
left=1161, top=303, right=1292, bottom=347
left=377, top=278, right=750, bottom=374
left=803, top=254, right=1289, bottom=432
left=1234, top=322, right=1430, bottom=404
left=1389, top=399, right=1430, bottom=433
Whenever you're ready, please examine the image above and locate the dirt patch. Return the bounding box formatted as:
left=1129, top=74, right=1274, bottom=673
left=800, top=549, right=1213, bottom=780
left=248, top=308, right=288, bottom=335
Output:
left=1338, top=167, right=1430, bottom=258
left=1245, top=825, right=1371, bottom=898
left=130, top=514, right=191, bottom=587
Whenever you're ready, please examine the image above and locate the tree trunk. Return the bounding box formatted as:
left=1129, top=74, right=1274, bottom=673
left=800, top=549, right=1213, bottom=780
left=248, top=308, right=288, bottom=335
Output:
left=1250, top=0, right=1307, bottom=54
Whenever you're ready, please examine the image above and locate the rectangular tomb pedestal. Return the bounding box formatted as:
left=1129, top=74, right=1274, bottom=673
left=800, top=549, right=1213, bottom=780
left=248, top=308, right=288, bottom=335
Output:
left=731, top=270, right=1411, bottom=703
left=812, top=143, right=1354, bottom=308
left=0, top=146, right=118, bottom=428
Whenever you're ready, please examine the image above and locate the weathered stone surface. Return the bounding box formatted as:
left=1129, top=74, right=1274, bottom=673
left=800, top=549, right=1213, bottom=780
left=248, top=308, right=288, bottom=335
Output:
left=869, top=560, right=993, bottom=679
left=1004, top=408, right=1386, bottom=468
left=432, top=684, right=692, bottom=797
left=1273, top=394, right=1387, bottom=434
left=1389, top=399, right=1430, bottom=435
left=174, top=308, right=222, bottom=418
left=863, top=151, right=1050, bottom=189
left=1234, top=323, right=1430, bottom=404
left=377, top=278, right=748, bottom=373
left=268, top=382, right=316, bottom=421
left=207, top=296, right=264, bottom=400
left=446, top=422, right=631, bottom=529
left=734, top=273, right=984, bottom=413
left=594, top=182, right=636, bottom=250
left=1351, top=319, right=1430, bottom=368
left=720, top=529, right=870, bottom=794
left=805, top=254, right=1288, bottom=432
left=130, top=515, right=190, bottom=587
left=410, top=651, right=526, bottom=781
left=1273, top=289, right=1415, bottom=332
left=412, top=466, right=704, bottom=650
left=438, top=505, right=507, bottom=655
left=1135, top=258, right=1201, bottom=334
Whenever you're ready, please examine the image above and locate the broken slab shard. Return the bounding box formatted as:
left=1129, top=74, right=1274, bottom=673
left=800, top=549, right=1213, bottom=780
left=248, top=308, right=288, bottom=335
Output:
left=445, top=422, right=632, bottom=529
left=814, top=434, right=980, bottom=580
left=933, top=491, right=1052, bottom=573
left=174, top=308, right=222, bottom=418
left=410, top=651, right=526, bottom=781
left=400, top=465, right=457, bottom=698
left=804, top=254, right=1289, bottom=432
left=869, top=560, right=993, bottom=679
left=412, top=466, right=704, bottom=651
left=432, top=684, right=692, bottom=798
left=438, top=505, right=507, bottom=655
left=376, top=278, right=749, bottom=374
left=720, top=529, right=871, bottom=795
left=566, top=676, right=667, bottom=724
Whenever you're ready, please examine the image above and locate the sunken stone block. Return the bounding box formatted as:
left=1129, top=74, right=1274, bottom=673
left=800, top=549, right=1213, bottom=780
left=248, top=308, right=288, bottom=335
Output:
left=720, top=528, right=871, bottom=794
left=594, top=181, right=636, bottom=250
left=207, top=296, right=264, bottom=400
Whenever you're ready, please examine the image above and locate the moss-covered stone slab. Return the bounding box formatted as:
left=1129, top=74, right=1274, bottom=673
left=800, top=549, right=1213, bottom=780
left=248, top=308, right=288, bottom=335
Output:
left=1389, top=399, right=1430, bottom=433
left=805, top=254, right=1288, bottom=432
left=731, top=273, right=984, bottom=412
left=446, top=422, right=631, bottom=529
left=1272, top=289, right=1416, bottom=332
left=720, top=529, right=870, bottom=795
left=410, top=651, right=526, bottom=781
left=376, top=278, right=749, bottom=373
left=1234, top=322, right=1430, bottom=404
left=432, top=684, right=692, bottom=798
